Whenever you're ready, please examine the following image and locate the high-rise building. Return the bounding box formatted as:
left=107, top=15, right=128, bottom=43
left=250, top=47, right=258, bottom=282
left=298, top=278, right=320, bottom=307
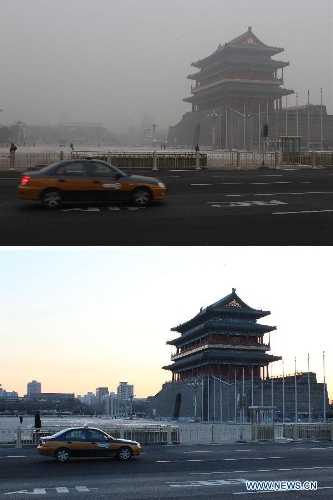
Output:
left=27, top=380, right=41, bottom=396
left=117, top=382, right=134, bottom=400
left=96, top=387, right=109, bottom=401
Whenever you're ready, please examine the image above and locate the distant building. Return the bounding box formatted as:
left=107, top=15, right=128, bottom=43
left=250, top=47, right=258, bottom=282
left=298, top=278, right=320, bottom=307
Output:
left=27, top=380, right=41, bottom=396
left=104, top=392, right=119, bottom=417
left=96, top=387, right=109, bottom=400
left=96, top=387, right=109, bottom=413
left=117, top=382, right=134, bottom=401
left=78, top=392, right=96, bottom=409
left=0, top=387, right=19, bottom=402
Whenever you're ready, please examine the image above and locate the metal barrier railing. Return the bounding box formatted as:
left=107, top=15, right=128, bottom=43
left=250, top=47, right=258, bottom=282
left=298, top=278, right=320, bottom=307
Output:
left=1, top=151, right=333, bottom=172
left=2, top=423, right=333, bottom=447
left=0, top=152, right=207, bottom=171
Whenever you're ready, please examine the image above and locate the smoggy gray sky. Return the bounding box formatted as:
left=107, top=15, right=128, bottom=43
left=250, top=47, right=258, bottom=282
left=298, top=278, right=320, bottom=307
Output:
left=1, top=0, right=332, bottom=133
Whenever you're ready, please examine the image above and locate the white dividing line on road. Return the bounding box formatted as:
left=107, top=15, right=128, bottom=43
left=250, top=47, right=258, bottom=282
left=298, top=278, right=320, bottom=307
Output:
left=157, top=457, right=282, bottom=464
left=250, top=182, right=292, bottom=185
left=225, top=191, right=333, bottom=198
left=273, top=209, right=333, bottom=215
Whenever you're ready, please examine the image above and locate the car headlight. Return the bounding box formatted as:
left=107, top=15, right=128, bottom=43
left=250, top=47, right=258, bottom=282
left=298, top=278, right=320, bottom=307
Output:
left=157, top=182, right=166, bottom=188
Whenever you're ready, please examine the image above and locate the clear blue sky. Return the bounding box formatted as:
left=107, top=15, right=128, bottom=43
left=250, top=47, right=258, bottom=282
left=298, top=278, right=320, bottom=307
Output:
left=1, top=247, right=331, bottom=400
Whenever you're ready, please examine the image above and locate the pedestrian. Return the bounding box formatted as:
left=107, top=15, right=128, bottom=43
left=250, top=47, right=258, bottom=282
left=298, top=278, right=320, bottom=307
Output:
left=19, top=415, right=23, bottom=424
left=10, top=142, right=17, bottom=153
left=34, top=410, right=41, bottom=429
left=195, top=143, right=200, bottom=152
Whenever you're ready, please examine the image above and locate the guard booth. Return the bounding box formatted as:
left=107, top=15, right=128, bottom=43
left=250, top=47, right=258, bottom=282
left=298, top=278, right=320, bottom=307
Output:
left=280, top=136, right=302, bottom=165
left=249, top=406, right=276, bottom=441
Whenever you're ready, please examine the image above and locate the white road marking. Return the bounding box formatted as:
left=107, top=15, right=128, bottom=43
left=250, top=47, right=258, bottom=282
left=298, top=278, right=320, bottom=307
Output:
left=61, top=206, right=145, bottom=212
left=168, top=478, right=247, bottom=488
left=273, top=209, right=333, bottom=215
left=226, top=191, right=333, bottom=197
left=208, top=200, right=287, bottom=208
left=5, top=486, right=97, bottom=495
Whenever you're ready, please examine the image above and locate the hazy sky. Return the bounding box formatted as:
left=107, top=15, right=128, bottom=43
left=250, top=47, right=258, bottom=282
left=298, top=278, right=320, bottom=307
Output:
left=1, top=0, right=332, bottom=133
left=1, top=246, right=332, bottom=400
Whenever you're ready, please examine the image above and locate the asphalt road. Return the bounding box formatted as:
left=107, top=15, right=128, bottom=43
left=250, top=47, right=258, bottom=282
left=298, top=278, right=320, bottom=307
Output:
left=1, top=441, right=333, bottom=499
left=1, top=168, right=333, bottom=245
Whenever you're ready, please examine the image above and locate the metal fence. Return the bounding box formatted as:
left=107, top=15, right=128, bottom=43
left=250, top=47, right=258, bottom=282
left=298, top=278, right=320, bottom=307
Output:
left=1, top=151, right=333, bottom=172
left=2, top=423, right=333, bottom=448
left=0, top=151, right=207, bottom=172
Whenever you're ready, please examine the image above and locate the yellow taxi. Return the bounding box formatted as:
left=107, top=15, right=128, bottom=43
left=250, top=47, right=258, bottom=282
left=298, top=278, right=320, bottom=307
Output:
left=37, top=426, right=142, bottom=462
left=18, top=159, right=167, bottom=208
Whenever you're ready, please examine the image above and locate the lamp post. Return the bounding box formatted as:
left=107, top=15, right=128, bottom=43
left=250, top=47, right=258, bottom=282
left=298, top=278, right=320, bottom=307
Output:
left=320, top=88, right=323, bottom=151
left=128, top=394, right=135, bottom=419
left=207, top=111, right=219, bottom=150
left=188, top=379, right=201, bottom=421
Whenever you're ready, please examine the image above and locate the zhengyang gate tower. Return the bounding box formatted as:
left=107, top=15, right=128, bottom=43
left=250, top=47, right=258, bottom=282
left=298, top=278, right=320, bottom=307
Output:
left=149, top=289, right=328, bottom=421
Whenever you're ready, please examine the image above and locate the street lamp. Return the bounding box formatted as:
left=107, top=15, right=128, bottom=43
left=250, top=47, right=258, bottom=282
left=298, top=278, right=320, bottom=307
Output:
left=128, top=394, right=135, bottom=419
left=207, top=111, right=219, bottom=150
left=188, top=379, right=202, bottom=421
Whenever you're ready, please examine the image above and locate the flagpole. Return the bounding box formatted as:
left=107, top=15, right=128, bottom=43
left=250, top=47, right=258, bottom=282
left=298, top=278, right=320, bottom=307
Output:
left=282, top=359, right=285, bottom=423
left=294, top=357, right=298, bottom=423
left=307, top=90, right=310, bottom=149
left=296, top=92, right=299, bottom=136
left=320, top=87, right=323, bottom=150
left=323, top=351, right=326, bottom=423
left=251, top=366, right=254, bottom=406
left=308, top=354, right=311, bottom=423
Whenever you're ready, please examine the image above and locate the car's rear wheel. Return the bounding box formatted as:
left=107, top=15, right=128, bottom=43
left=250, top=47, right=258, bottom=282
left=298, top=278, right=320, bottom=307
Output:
left=55, top=448, right=70, bottom=463
left=117, top=446, right=132, bottom=461
left=131, top=187, right=151, bottom=207
left=41, top=189, right=62, bottom=209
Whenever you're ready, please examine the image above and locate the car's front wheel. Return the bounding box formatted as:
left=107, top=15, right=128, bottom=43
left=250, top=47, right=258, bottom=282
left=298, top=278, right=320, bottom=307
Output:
left=117, top=446, right=132, bottom=461
left=131, top=187, right=151, bottom=207
left=55, top=448, right=70, bottom=463
left=41, top=189, right=62, bottom=209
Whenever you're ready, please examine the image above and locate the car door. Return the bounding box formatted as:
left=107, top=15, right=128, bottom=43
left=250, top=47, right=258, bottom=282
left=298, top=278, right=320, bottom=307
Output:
left=84, top=429, right=112, bottom=457
left=86, top=161, right=128, bottom=203
left=62, top=429, right=88, bottom=457
left=52, top=162, right=91, bottom=201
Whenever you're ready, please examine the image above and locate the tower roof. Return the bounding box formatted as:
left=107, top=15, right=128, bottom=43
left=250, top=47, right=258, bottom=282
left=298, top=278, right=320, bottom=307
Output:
left=171, top=288, right=272, bottom=334
left=192, top=27, right=284, bottom=69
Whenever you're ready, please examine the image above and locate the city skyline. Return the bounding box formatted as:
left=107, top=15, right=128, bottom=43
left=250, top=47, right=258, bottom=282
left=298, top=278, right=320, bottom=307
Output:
left=0, top=247, right=332, bottom=400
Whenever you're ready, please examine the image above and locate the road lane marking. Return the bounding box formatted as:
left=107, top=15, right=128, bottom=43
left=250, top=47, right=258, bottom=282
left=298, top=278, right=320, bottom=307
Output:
left=208, top=200, right=287, bottom=207
left=226, top=191, right=333, bottom=197
left=273, top=209, right=333, bottom=215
